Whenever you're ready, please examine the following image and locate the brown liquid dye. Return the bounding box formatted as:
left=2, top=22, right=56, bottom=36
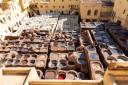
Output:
left=21, top=60, right=28, bottom=65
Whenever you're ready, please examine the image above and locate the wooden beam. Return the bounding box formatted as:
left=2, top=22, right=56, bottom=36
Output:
left=29, top=80, right=103, bottom=85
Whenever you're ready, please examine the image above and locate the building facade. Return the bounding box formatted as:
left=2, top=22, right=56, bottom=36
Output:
left=0, top=0, right=30, bottom=40
left=80, top=0, right=102, bottom=22
left=100, top=1, right=114, bottom=22
left=29, top=0, right=80, bottom=16
left=29, top=0, right=113, bottom=22
left=2, top=0, right=128, bottom=32
left=113, top=0, right=128, bottom=29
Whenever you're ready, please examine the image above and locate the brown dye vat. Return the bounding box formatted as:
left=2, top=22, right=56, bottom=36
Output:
left=30, top=38, right=34, bottom=41
left=50, top=60, right=58, bottom=68
left=8, top=59, right=13, bottom=62
left=32, top=54, right=37, bottom=58
left=58, top=60, right=67, bottom=69
left=60, top=60, right=67, bottom=66
left=21, top=60, right=28, bottom=65
left=34, top=48, right=40, bottom=52
left=17, top=54, right=22, bottom=59
left=2, top=46, right=5, bottom=49
left=76, top=46, right=85, bottom=52
left=68, top=41, right=73, bottom=45
left=37, top=55, right=46, bottom=61
left=94, top=71, right=104, bottom=80
left=50, top=53, right=58, bottom=60
left=44, top=43, right=48, bottom=47
left=19, top=36, right=24, bottom=39
left=14, top=60, right=20, bottom=65
left=68, top=53, right=77, bottom=63
left=21, top=43, right=25, bottom=47
left=66, top=70, right=78, bottom=80
left=68, top=52, right=73, bottom=56
left=27, top=44, right=31, bottom=47
left=91, top=62, right=102, bottom=71
left=53, top=42, right=58, bottom=46
left=67, top=45, right=74, bottom=50
left=90, top=61, right=104, bottom=80
left=30, top=60, right=35, bottom=64
left=38, top=44, right=42, bottom=47
left=36, top=61, right=45, bottom=68
left=5, top=43, right=9, bottom=46
left=66, top=39, right=71, bottom=42
left=45, top=70, right=56, bottom=79
left=22, top=57, right=27, bottom=60
left=6, top=59, right=13, bottom=65
left=22, top=48, right=28, bottom=52
left=40, top=48, right=48, bottom=52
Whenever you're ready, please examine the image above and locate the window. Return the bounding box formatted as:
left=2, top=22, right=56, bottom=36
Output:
left=92, top=19, right=97, bottom=22
left=3, top=17, right=6, bottom=22
left=8, top=27, right=11, bottom=32
left=0, top=20, right=3, bottom=23
left=19, top=21, right=22, bottom=25
left=87, top=10, right=91, bottom=16
left=86, top=19, right=90, bottom=22
left=53, top=6, right=55, bottom=8
left=94, top=10, right=98, bottom=16
left=35, top=5, right=37, bottom=8
left=123, top=9, right=126, bottom=14
left=40, top=6, right=43, bottom=8
left=50, top=10, right=53, bottom=12
left=62, top=6, right=64, bottom=8
left=37, top=10, right=40, bottom=15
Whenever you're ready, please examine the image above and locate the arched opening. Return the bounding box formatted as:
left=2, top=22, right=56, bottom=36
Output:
left=50, top=10, right=53, bottom=13
left=61, top=11, right=63, bottom=14
left=87, top=10, right=91, bottom=16
left=117, top=20, right=121, bottom=26
left=94, top=10, right=98, bottom=16
left=37, top=10, right=40, bottom=15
